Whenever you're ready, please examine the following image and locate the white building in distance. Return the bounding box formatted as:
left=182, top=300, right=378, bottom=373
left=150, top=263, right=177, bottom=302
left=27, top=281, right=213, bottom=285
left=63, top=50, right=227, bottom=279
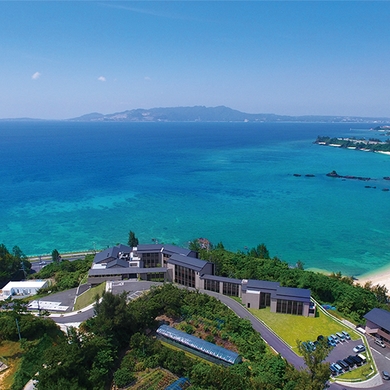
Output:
left=0, top=280, right=49, bottom=300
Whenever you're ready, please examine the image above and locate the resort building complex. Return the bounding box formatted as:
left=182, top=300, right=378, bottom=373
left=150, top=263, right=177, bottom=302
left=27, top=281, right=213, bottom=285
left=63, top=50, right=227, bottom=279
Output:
left=89, top=243, right=314, bottom=317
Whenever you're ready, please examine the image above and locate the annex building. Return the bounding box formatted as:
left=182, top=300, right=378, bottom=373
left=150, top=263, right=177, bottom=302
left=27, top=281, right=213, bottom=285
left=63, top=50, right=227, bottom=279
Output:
left=364, top=307, right=390, bottom=346
left=0, top=280, right=49, bottom=300
left=88, top=243, right=314, bottom=317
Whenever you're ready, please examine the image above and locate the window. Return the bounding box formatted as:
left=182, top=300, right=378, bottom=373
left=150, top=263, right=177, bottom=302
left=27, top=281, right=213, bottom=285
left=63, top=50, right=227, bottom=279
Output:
left=276, top=299, right=303, bottom=315
left=259, top=292, right=271, bottom=308
left=175, top=265, right=195, bottom=288
left=142, top=252, right=160, bottom=268
left=222, top=282, right=240, bottom=297
left=204, top=279, right=220, bottom=292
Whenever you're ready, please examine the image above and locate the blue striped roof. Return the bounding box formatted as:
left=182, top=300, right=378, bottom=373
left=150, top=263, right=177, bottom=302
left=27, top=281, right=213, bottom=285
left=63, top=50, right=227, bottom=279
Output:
left=157, top=325, right=241, bottom=365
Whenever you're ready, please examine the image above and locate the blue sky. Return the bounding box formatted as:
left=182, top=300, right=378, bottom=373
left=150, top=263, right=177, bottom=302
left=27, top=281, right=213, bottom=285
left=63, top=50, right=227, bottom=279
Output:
left=1, top=1, right=390, bottom=119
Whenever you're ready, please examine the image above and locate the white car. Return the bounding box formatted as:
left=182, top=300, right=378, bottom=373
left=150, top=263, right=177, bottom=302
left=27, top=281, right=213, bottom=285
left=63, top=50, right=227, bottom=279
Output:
left=353, top=344, right=366, bottom=353
left=375, top=339, right=386, bottom=348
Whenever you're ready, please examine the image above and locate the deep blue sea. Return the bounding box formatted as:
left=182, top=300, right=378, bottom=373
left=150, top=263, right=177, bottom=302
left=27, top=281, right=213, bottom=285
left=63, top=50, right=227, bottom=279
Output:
left=1, top=121, right=389, bottom=277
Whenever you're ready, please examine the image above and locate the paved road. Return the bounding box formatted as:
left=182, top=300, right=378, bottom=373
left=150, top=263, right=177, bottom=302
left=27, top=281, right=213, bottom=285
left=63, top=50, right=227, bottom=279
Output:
left=48, top=281, right=389, bottom=389
left=200, top=289, right=306, bottom=369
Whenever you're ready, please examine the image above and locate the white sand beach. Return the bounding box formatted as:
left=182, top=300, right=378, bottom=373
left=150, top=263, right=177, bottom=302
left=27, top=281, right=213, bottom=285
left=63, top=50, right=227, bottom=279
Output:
left=355, top=265, right=390, bottom=291
left=375, top=150, right=390, bottom=155
left=308, top=265, right=390, bottom=292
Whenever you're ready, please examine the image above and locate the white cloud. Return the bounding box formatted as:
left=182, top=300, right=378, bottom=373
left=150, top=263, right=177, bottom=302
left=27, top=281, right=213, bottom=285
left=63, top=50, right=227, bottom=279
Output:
left=144, top=76, right=151, bottom=81
left=32, top=72, right=41, bottom=80
left=98, top=76, right=106, bottom=82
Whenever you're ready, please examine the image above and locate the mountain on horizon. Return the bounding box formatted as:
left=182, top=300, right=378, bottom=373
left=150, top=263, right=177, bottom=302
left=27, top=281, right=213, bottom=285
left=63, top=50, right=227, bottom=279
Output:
left=1, top=106, right=389, bottom=123
left=68, top=105, right=390, bottom=123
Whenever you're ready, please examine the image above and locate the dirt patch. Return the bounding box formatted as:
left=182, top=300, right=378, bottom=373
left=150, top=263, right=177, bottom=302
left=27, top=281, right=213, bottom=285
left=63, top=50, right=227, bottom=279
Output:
left=0, top=341, right=23, bottom=390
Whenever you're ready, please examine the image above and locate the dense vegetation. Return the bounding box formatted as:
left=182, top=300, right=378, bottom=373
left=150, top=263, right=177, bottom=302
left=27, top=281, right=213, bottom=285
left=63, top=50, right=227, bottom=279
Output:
left=190, top=240, right=389, bottom=323
left=1, top=285, right=330, bottom=390
left=315, top=135, right=390, bottom=152
left=29, top=255, right=93, bottom=293
left=0, top=244, right=31, bottom=288
left=2, top=239, right=389, bottom=389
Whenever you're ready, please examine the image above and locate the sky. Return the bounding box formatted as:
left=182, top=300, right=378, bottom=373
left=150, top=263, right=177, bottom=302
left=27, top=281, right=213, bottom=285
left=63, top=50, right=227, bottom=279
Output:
left=1, top=1, right=390, bottom=119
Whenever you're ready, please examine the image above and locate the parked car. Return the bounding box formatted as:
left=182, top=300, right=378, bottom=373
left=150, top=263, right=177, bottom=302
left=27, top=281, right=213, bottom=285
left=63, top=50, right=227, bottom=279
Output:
left=337, top=360, right=350, bottom=371
left=353, top=344, right=365, bottom=353
left=374, top=338, right=386, bottom=348
left=383, top=371, right=390, bottom=380
left=330, top=334, right=340, bottom=343
left=308, top=341, right=316, bottom=351
left=348, top=355, right=363, bottom=366
left=328, top=337, right=337, bottom=347
left=336, top=332, right=346, bottom=342
left=342, top=330, right=351, bottom=340
left=301, top=341, right=309, bottom=351
left=357, top=353, right=367, bottom=364
left=343, top=357, right=355, bottom=368
left=330, top=363, right=343, bottom=375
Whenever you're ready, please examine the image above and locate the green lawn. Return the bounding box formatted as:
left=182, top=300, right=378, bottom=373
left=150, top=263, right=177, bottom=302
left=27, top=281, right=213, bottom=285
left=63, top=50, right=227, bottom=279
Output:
left=73, top=282, right=106, bottom=311
left=337, top=362, right=375, bottom=381
left=249, top=306, right=360, bottom=354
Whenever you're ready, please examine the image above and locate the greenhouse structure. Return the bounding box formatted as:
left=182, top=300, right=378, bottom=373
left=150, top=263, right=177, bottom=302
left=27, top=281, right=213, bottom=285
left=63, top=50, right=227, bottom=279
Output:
left=156, top=325, right=242, bottom=366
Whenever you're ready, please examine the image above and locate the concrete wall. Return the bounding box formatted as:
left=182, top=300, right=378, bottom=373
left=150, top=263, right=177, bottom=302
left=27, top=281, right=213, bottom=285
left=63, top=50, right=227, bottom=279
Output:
left=242, top=290, right=260, bottom=309
left=270, top=298, right=277, bottom=313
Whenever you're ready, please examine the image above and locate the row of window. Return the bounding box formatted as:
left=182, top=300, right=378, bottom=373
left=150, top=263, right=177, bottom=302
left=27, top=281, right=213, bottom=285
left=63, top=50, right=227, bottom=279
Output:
left=276, top=299, right=304, bottom=315
left=203, top=280, right=240, bottom=297
left=175, top=265, right=195, bottom=288
left=142, top=253, right=160, bottom=268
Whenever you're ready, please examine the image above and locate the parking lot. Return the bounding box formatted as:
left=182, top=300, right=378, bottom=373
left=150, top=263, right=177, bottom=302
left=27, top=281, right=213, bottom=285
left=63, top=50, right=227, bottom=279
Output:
left=325, top=336, right=366, bottom=366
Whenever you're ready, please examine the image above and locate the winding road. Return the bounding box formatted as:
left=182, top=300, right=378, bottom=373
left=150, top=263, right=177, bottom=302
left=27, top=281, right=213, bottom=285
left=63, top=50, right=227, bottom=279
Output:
left=48, top=281, right=387, bottom=390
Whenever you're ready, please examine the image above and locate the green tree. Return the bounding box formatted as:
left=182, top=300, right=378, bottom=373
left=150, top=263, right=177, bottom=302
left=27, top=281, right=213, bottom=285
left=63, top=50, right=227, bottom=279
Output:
left=127, top=231, right=139, bottom=247
left=249, top=243, right=270, bottom=259
left=0, top=244, right=30, bottom=285
left=297, top=339, right=331, bottom=390
left=51, top=249, right=60, bottom=263
left=113, top=367, right=135, bottom=388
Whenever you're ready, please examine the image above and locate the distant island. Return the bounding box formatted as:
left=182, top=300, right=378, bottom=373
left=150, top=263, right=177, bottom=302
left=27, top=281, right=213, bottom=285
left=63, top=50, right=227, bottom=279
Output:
left=2, top=105, right=390, bottom=123
left=314, top=135, right=390, bottom=154
left=68, top=106, right=390, bottom=123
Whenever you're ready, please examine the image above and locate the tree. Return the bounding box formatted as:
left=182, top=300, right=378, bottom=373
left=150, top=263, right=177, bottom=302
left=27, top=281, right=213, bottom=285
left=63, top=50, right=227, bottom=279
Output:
left=297, top=339, right=331, bottom=390
left=0, top=244, right=30, bottom=286
left=249, top=243, right=270, bottom=259
left=113, top=367, right=135, bottom=388
left=51, top=249, right=60, bottom=263
left=127, top=231, right=139, bottom=247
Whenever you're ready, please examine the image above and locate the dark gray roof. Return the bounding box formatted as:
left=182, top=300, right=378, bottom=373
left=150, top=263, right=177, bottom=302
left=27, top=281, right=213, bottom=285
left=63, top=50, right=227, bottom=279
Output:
left=89, top=267, right=167, bottom=276
left=136, top=244, right=164, bottom=253
left=275, top=287, right=311, bottom=302
left=93, top=244, right=132, bottom=263
left=136, top=244, right=194, bottom=257
left=106, top=258, right=129, bottom=268
left=167, top=253, right=209, bottom=272
left=242, top=279, right=280, bottom=292
left=201, top=274, right=242, bottom=284
left=161, top=244, right=194, bottom=257
left=364, top=308, right=390, bottom=331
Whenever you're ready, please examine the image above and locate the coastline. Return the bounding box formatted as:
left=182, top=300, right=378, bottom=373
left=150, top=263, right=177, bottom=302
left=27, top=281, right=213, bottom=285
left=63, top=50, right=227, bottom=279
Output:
left=354, top=263, right=390, bottom=291
left=307, top=265, right=390, bottom=292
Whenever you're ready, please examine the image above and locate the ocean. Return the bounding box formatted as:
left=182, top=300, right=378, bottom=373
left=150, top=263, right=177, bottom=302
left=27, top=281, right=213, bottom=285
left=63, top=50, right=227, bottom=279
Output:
left=1, top=121, right=389, bottom=277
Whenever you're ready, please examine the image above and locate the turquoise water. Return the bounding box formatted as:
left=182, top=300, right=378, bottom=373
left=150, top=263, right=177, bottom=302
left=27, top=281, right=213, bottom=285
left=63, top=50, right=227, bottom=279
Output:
left=1, top=121, right=389, bottom=276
